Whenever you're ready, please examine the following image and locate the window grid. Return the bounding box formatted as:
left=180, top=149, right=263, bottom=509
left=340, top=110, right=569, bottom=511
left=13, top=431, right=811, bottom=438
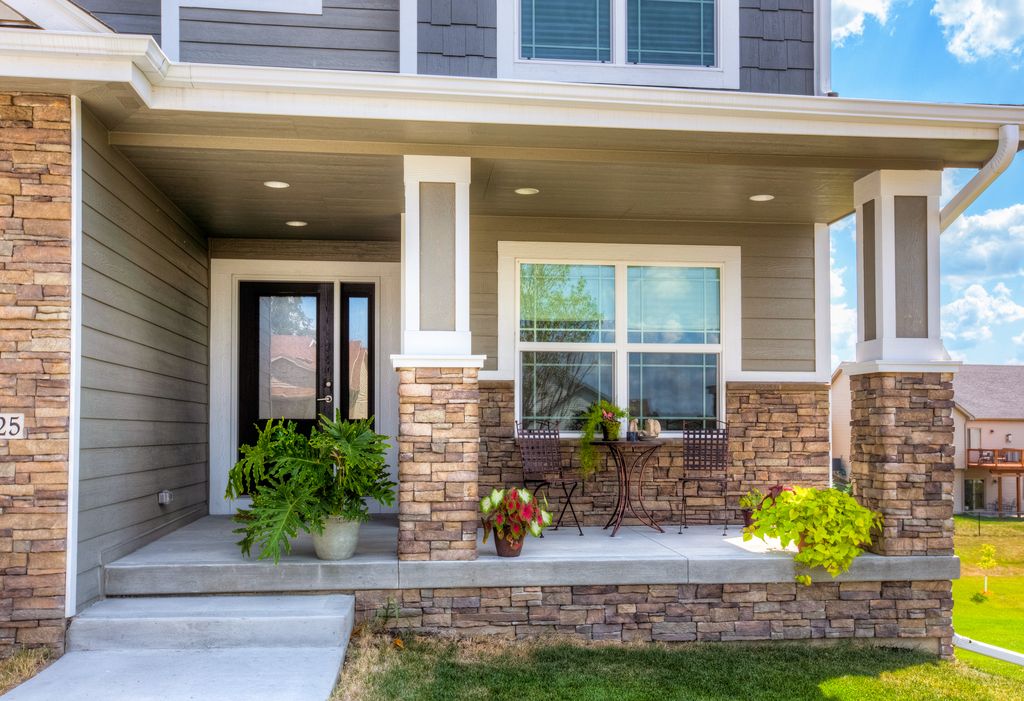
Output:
left=520, top=0, right=612, bottom=62
left=517, top=260, right=723, bottom=432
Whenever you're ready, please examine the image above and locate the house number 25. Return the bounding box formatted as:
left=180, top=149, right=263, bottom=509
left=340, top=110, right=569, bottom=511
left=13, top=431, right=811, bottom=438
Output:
left=0, top=414, right=26, bottom=439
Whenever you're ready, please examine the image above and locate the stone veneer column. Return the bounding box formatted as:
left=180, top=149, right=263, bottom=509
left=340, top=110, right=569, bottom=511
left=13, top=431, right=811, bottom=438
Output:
left=850, top=372, right=955, bottom=557
left=0, top=93, right=73, bottom=650
left=397, top=366, right=480, bottom=561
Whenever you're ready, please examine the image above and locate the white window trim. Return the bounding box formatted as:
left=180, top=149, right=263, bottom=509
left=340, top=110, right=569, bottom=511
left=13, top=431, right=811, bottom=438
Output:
left=490, top=242, right=742, bottom=432
left=497, top=0, right=739, bottom=90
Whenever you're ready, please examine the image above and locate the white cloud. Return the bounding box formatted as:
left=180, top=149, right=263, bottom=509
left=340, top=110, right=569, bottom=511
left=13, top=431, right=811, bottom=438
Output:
left=831, top=301, right=858, bottom=368
left=940, top=168, right=975, bottom=208
left=833, top=0, right=894, bottom=44
left=941, top=202, right=1024, bottom=290
left=932, top=0, right=1024, bottom=62
left=1014, top=329, right=1024, bottom=345
left=942, top=282, right=1024, bottom=349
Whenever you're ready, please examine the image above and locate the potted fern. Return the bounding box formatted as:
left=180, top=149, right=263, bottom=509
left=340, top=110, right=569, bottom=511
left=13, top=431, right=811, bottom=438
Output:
left=226, top=412, right=396, bottom=562
left=577, top=400, right=628, bottom=478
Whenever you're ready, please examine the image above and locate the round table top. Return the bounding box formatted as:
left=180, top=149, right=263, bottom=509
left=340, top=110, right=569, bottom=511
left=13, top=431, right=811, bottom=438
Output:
left=589, top=438, right=666, bottom=447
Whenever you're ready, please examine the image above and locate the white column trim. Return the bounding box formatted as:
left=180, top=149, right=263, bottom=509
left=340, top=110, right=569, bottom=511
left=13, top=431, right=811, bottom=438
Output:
left=65, top=95, right=84, bottom=617
left=400, top=0, right=418, bottom=74
left=400, top=155, right=473, bottom=359
left=853, top=170, right=947, bottom=365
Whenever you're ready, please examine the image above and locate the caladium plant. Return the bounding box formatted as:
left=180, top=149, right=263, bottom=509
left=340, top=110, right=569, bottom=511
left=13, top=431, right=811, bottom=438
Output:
left=480, top=487, right=553, bottom=544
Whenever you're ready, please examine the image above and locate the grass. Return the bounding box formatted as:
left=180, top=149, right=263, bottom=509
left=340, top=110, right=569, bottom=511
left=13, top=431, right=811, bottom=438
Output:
left=953, top=515, right=1024, bottom=654
left=0, top=648, right=50, bottom=695
left=334, top=634, right=1024, bottom=701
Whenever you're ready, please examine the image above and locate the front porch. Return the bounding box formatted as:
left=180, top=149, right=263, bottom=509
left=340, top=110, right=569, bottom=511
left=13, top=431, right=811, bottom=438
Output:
left=100, top=516, right=958, bottom=648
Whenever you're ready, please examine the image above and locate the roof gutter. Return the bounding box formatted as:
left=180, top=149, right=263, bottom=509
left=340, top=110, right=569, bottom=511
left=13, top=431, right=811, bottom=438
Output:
left=940, top=124, right=1020, bottom=232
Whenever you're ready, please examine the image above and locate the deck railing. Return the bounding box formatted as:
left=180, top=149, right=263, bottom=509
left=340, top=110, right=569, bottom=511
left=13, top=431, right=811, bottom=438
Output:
left=966, top=448, right=1024, bottom=469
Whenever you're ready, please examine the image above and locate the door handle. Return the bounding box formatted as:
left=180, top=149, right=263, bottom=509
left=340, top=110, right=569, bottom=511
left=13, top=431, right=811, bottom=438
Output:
left=316, top=395, right=333, bottom=403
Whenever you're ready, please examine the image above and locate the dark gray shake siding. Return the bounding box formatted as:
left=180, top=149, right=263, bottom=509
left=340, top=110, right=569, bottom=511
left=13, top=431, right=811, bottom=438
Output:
left=75, top=0, right=162, bottom=44
left=740, top=0, right=817, bottom=95
left=417, top=0, right=496, bottom=77
left=180, top=1, right=400, bottom=72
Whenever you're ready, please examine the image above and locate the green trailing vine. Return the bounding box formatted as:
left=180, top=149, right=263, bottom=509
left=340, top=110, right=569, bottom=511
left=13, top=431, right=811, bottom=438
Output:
left=743, top=486, right=883, bottom=586
left=577, top=400, right=627, bottom=479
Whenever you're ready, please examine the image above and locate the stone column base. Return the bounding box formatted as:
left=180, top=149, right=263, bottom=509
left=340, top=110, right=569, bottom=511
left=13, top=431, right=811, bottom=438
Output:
left=397, top=367, right=480, bottom=561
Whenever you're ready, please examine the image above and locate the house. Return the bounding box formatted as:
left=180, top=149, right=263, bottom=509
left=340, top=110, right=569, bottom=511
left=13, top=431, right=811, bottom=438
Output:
left=835, top=364, right=1024, bottom=516
left=0, top=0, right=1017, bottom=662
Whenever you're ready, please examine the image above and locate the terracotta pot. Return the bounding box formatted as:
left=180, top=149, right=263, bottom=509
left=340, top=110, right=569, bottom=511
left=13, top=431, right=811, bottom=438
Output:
left=602, top=422, right=621, bottom=441
left=742, top=509, right=754, bottom=528
left=494, top=530, right=524, bottom=557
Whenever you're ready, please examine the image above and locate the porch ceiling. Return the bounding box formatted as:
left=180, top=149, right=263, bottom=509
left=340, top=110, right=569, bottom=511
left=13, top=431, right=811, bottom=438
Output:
left=107, top=107, right=1002, bottom=240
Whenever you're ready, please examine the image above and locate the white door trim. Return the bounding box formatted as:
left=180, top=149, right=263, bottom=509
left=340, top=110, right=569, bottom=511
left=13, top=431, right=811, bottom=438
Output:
left=208, top=258, right=400, bottom=515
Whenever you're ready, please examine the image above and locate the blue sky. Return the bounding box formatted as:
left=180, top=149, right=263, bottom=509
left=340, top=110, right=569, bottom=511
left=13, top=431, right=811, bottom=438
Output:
left=829, top=0, right=1024, bottom=367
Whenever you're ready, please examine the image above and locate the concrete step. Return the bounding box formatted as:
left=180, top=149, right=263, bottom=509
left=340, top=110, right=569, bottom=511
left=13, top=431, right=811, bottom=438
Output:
left=67, top=595, right=354, bottom=651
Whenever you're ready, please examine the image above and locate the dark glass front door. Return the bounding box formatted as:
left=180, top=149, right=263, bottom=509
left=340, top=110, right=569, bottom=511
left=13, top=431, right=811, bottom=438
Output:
left=238, top=282, right=334, bottom=448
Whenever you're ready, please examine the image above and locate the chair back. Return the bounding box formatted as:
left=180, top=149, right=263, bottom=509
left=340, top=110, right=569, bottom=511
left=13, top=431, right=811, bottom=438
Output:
left=516, top=422, right=563, bottom=479
left=681, top=423, right=730, bottom=472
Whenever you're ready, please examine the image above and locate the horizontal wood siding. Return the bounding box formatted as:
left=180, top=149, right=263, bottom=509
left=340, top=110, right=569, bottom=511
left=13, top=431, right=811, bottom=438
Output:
left=180, top=1, right=399, bottom=72
left=75, top=0, right=161, bottom=43
left=77, top=109, right=209, bottom=610
left=469, top=216, right=816, bottom=373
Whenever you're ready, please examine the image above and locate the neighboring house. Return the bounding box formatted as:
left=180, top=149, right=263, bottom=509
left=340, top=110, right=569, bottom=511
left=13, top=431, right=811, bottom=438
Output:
left=833, top=364, right=1024, bottom=516
left=0, top=0, right=1018, bottom=660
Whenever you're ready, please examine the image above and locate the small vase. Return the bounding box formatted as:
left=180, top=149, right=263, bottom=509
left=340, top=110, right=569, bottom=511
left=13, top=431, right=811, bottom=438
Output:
left=494, top=530, right=524, bottom=557
left=602, top=422, right=621, bottom=441
left=311, top=516, right=361, bottom=560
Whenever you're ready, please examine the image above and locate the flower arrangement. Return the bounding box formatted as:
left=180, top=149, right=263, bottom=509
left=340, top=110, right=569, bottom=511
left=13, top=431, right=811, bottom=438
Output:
left=480, top=487, right=553, bottom=557
left=577, top=400, right=628, bottom=478
left=743, top=486, right=883, bottom=585
left=738, top=487, right=766, bottom=527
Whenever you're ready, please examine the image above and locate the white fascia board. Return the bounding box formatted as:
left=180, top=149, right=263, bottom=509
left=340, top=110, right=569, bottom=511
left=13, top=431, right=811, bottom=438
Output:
left=3, top=0, right=112, bottom=33
left=1, top=30, right=1023, bottom=144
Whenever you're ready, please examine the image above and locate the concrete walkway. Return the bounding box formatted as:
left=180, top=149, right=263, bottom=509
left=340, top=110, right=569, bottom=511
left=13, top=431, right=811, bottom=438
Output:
left=2, top=595, right=354, bottom=701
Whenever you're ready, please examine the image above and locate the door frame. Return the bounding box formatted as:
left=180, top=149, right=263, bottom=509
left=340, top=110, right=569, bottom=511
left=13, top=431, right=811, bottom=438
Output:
left=208, top=258, right=400, bottom=515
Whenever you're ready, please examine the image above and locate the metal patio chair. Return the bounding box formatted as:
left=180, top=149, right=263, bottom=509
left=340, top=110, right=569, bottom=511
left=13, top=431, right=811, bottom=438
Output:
left=677, top=421, right=731, bottom=536
left=516, top=421, right=583, bottom=536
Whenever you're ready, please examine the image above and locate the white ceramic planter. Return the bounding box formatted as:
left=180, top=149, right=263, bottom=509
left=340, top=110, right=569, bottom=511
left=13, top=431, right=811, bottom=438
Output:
left=311, top=517, right=361, bottom=560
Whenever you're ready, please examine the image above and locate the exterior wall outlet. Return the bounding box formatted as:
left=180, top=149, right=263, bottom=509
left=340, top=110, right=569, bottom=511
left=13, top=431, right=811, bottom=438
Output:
left=158, top=489, right=174, bottom=505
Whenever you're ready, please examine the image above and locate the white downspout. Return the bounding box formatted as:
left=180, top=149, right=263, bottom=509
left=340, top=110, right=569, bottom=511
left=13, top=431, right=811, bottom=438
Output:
left=940, top=124, right=1020, bottom=232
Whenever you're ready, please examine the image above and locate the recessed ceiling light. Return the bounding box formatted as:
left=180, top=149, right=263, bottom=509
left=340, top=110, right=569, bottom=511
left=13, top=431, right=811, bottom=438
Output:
left=285, top=220, right=308, bottom=227
left=263, top=181, right=290, bottom=189
left=749, top=194, right=775, bottom=202
left=515, top=187, right=540, bottom=196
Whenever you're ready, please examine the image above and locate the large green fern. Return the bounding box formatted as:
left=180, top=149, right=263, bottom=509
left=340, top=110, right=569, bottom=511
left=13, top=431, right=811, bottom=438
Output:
left=226, top=412, right=396, bottom=562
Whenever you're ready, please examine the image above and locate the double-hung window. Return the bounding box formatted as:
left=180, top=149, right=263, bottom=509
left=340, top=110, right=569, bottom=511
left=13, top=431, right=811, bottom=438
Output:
left=518, top=261, right=722, bottom=431
left=504, top=1, right=736, bottom=88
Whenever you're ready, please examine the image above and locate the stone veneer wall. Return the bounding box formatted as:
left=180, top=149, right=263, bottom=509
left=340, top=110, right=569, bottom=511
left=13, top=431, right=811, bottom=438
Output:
left=349, top=581, right=952, bottom=656
left=397, top=367, right=480, bottom=561
left=479, top=381, right=829, bottom=527
left=850, top=372, right=955, bottom=557
left=0, top=93, right=72, bottom=650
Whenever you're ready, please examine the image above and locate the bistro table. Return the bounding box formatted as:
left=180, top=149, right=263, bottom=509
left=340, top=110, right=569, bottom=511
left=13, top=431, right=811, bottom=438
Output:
left=591, top=439, right=666, bottom=537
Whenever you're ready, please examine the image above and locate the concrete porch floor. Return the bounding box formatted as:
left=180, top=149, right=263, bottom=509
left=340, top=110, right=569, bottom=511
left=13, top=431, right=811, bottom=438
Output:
left=103, top=516, right=960, bottom=596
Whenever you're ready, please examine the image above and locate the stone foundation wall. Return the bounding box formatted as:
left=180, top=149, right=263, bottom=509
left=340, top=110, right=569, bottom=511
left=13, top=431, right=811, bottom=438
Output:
left=397, top=367, right=480, bottom=561
left=0, top=92, right=72, bottom=651
left=479, top=381, right=829, bottom=527
left=351, top=580, right=953, bottom=657
left=850, top=372, right=955, bottom=557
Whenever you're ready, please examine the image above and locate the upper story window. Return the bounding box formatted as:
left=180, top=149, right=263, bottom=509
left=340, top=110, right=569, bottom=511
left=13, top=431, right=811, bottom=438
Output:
left=499, top=0, right=739, bottom=89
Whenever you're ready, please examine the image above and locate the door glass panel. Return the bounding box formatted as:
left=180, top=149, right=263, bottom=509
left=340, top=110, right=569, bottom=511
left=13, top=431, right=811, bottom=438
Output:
left=258, top=295, right=317, bottom=420
left=348, top=296, right=370, bottom=420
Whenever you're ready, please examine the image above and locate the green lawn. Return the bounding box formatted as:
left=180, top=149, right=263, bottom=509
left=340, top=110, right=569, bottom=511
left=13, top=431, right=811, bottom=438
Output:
left=953, top=515, right=1024, bottom=654
left=335, top=635, right=1024, bottom=701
